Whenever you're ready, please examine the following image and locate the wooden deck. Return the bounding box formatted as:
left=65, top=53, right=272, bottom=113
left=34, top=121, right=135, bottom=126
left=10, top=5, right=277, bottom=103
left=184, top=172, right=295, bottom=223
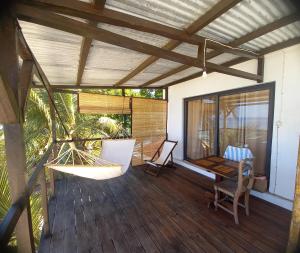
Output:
left=39, top=165, right=291, bottom=253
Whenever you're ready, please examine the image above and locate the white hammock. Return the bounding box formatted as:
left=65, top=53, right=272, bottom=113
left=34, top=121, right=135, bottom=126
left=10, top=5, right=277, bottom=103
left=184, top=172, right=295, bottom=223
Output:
left=45, top=139, right=136, bottom=180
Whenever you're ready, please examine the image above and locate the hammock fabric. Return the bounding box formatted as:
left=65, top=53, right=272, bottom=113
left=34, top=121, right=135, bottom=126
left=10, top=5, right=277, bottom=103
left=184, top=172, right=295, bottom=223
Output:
left=45, top=144, right=123, bottom=180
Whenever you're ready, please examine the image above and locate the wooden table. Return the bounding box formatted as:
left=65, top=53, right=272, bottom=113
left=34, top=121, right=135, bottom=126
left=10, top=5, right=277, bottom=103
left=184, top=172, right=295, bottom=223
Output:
left=189, top=155, right=240, bottom=182
left=188, top=156, right=240, bottom=207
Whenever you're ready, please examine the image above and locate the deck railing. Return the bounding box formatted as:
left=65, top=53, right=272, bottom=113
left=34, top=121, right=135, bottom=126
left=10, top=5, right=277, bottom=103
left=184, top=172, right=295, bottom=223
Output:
left=0, top=143, right=54, bottom=249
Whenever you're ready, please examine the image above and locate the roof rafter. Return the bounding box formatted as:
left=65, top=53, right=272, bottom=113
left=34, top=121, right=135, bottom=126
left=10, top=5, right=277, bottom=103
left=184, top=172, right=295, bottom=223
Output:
left=15, top=4, right=261, bottom=82
left=22, top=0, right=251, bottom=56
left=140, top=12, right=300, bottom=87
left=31, top=37, right=300, bottom=91
left=32, top=85, right=164, bottom=90
left=76, top=0, right=106, bottom=86
left=161, top=37, right=300, bottom=88
left=114, top=0, right=242, bottom=86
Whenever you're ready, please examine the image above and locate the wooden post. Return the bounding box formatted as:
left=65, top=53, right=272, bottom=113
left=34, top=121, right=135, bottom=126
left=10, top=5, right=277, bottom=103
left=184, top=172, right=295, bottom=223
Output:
left=0, top=14, right=35, bottom=253
left=164, top=87, right=168, bottom=101
left=287, top=138, right=300, bottom=253
left=48, top=88, right=57, bottom=196
left=141, top=138, right=144, bottom=163
left=39, top=168, right=49, bottom=236
left=18, top=60, right=33, bottom=120
left=257, top=56, right=264, bottom=83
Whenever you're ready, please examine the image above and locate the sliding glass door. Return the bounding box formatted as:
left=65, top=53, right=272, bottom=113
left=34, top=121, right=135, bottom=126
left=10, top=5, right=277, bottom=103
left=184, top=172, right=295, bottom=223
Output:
left=184, top=83, right=274, bottom=179
left=186, top=95, right=217, bottom=160
left=219, top=89, right=271, bottom=176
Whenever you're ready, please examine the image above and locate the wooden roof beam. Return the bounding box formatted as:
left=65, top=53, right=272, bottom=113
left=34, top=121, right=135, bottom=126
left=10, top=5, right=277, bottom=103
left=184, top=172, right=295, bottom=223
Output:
left=231, top=13, right=300, bottom=46
left=19, top=0, right=257, bottom=61
left=19, top=60, right=34, bottom=118
left=160, top=37, right=300, bottom=88
left=140, top=13, right=300, bottom=87
left=76, top=0, right=106, bottom=86
left=32, top=85, right=164, bottom=90
left=113, top=0, right=242, bottom=86
left=15, top=4, right=261, bottom=82
left=21, top=0, right=251, bottom=55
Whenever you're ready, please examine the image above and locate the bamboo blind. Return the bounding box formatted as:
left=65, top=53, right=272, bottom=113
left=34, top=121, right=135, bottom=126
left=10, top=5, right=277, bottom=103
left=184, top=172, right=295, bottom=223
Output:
left=132, top=98, right=167, bottom=165
left=78, top=93, right=131, bottom=114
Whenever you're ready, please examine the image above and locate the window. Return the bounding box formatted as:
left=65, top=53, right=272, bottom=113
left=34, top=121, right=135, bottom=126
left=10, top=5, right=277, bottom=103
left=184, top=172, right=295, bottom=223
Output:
left=184, top=83, right=275, bottom=179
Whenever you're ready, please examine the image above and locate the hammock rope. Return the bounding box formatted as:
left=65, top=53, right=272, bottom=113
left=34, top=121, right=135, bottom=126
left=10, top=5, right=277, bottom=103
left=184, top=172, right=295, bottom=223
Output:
left=45, top=143, right=119, bottom=168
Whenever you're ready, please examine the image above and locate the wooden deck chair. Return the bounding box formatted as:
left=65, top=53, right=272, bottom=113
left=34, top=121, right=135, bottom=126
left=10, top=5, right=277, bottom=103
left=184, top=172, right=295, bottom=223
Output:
left=144, top=140, right=178, bottom=176
left=214, top=158, right=255, bottom=224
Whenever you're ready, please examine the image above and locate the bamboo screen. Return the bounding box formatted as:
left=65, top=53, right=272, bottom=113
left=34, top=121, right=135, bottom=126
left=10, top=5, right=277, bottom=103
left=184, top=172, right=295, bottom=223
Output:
left=78, top=93, right=131, bottom=114
left=131, top=98, right=167, bottom=165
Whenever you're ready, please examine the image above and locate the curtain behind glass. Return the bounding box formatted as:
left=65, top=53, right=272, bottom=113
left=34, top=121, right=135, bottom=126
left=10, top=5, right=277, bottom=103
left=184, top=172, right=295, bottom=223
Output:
left=219, top=90, right=270, bottom=176
left=186, top=96, right=216, bottom=160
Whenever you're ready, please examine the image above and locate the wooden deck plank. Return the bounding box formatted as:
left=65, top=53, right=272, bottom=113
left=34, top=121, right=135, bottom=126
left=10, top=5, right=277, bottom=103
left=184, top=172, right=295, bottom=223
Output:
left=39, top=165, right=291, bottom=253
left=145, top=168, right=287, bottom=252
left=155, top=170, right=284, bottom=253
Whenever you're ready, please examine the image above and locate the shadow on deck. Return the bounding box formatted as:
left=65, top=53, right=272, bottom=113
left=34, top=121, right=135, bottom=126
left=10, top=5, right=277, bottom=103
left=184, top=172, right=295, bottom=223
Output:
left=39, top=165, right=291, bottom=253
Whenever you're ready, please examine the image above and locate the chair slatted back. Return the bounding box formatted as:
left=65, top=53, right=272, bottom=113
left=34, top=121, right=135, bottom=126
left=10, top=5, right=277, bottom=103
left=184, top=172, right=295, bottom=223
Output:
left=237, top=159, right=255, bottom=195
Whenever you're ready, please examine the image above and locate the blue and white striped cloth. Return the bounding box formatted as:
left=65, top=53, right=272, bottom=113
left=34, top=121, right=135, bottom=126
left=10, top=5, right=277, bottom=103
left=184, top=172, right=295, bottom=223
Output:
left=223, top=145, right=253, bottom=162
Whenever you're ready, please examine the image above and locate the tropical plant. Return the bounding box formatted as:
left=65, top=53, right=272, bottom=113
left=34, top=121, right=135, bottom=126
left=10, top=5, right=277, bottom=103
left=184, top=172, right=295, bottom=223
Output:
left=0, top=87, right=163, bottom=249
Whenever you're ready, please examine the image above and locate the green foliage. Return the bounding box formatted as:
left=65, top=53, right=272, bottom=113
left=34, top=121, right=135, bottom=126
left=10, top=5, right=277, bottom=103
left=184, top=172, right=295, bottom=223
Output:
left=0, top=89, right=53, bottom=248
left=0, top=134, right=13, bottom=243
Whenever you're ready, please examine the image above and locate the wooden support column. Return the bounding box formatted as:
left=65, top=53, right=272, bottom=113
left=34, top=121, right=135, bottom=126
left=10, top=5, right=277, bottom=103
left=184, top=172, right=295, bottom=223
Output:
left=287, top=138, right=300, bottom=252
left=48, top=88, right=56, bottom=196
left=257, top=56, right=264, bottom=83
left=0, top=14, right=35, bottom=253
left=19, top=60, right=34, bottom=120
left=164, top=87, right=168, bottom=101
left=197, top=43, right=205, bottom=63
left=39, top=169, right=49, bottom=236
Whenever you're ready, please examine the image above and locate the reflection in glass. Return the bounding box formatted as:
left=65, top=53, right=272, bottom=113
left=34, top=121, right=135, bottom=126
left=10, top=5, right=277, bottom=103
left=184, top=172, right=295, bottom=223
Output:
left=219, top=90, right=270, bottom=175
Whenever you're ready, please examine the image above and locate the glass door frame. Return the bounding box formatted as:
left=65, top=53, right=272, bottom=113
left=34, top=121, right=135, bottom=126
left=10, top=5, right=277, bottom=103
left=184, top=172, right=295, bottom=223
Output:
left=183, top=82, right=275, bottom=180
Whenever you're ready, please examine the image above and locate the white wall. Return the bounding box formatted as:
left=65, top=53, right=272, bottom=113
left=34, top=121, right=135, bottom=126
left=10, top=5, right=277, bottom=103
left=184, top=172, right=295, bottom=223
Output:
left=167, top=44, right=300, bottom=210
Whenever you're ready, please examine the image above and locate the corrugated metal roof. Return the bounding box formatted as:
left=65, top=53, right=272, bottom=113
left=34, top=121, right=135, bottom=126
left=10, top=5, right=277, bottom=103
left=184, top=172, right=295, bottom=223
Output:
left=242, top=21, right=300, bottom=51
left=129, top=59, right=182, bottom=85
left=19, top=0, right=300, bottom=88
left=81, top=22, right=170, bottom=85
left=106, top=0, right=221, bottom=29
left=197, top=0, right=296, bottom=43
left=82, top=42, right=148, bottom=85
left=20, top=21, right=82, bottom=85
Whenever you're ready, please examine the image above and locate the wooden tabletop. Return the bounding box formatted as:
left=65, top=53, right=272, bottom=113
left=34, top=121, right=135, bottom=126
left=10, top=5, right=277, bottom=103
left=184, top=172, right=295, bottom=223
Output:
left=188, top=156, right=240, bottom=179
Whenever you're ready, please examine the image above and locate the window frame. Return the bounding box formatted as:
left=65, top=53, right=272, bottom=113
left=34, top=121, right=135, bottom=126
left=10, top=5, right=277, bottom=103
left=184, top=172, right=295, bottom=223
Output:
left=183, top=82, right=275, bottom=180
